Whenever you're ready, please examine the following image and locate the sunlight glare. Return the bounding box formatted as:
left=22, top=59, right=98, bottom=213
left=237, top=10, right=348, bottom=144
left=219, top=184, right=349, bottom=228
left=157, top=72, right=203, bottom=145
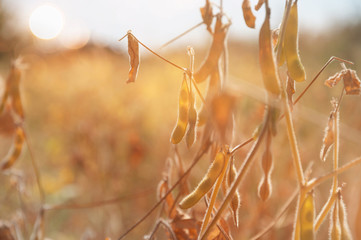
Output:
left=29, top=5, right=64, bottom=40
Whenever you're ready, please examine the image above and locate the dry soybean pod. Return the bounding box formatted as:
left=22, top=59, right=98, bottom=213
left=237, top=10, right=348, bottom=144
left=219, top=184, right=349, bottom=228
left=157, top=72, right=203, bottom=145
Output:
left=259, top=5, right=281, bottom=96
left=337, top=193, right=352, bottom=240
left=170, top=73, right=190, bottom=144
left=1, top=126, right=25, bottom=170
left=179, top=151, right=225, bottom=209
left=284, top=1, right=306, bottom=82
left=186, top=90, right=197, bottom=148
left=194, top=14, right=229, bottom=83
left=299, top=191, right=315, bottom=240
left=227, top=156, right=241, bottom=227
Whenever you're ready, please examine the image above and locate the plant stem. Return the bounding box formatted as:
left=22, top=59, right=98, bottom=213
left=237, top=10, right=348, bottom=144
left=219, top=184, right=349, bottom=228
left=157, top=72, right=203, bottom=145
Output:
left=314, top=192, right=337, bottom=231
left=23, top=127, right=45, bottom=204
left=160, top=22, right=203, bottom=49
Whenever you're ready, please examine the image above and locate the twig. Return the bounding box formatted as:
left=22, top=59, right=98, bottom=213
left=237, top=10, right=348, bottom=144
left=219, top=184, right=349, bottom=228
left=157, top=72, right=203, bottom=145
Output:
left=293, top=56, right=353, bottom=105
left=22, top=127, right=45, bottom=204
left=44, top=188, right=154, bottom=211
left=305, top=156, right=361, bottom=192
left=160, top=22, right=203, bottom=49
left=146, top=219, right=177, bottom=240
left=250, top=188, right=298, bottom=240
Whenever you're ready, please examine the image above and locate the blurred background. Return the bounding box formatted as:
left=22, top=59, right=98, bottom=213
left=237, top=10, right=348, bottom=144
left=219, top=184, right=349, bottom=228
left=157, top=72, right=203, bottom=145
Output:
left=0, top=0, right=361, bottom=239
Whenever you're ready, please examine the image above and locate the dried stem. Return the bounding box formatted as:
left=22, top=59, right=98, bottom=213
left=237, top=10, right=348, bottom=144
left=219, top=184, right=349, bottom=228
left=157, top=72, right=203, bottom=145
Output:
left=160, top=22, right=203, bottom=49
left=250, top=188, right=299, bottom=240
left=146, top=219, right=177, bottom=240
left=314, top=191, right=337, bottom=231
left=44, top=188, right=154, bottom=211
left=22, top=127, right=45, bottom=204
left=305, top=156, right=361, bottom=192
left=293, top=56, right=353, bottom=105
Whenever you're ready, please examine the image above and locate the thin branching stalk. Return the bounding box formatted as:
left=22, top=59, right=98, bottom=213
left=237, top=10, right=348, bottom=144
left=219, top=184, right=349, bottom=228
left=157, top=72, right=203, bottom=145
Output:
left=314, top=192, right=337, bottom=231
left=160, top=22, right=203, bottom=49
left=22, top=127, right=45, bottom=204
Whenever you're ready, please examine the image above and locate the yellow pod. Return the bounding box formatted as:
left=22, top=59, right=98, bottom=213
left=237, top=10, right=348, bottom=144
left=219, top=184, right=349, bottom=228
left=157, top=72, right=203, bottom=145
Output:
left=284, top=2, right=306, bottom=82
left=259, top=7, right=281, bottom=96
left=1, top=127, right=25, bottom=170
left=300, top=191, right=315, bottom=240
left=186, top=93, right=197, bottom=148
left=179, top=151, right=225, bottom=209
left=170, top=74, right=189, bottom=144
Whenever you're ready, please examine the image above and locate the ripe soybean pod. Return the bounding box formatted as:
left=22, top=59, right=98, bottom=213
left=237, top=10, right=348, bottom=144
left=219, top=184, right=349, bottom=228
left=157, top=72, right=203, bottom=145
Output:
left=284, top=1, right=306, bottom=82
left=186, top=91, right=197, bottom=148
left=1, top=126, right=25, bottom=170
left=194, top=15, right=229, bottom=83
left=259, top=6, right=281, bottom=96
left=170, top=73, right=190, bottom=144
left=300, top=191, right=315, bottom=240
left=179, top=151, right=225, bottom=209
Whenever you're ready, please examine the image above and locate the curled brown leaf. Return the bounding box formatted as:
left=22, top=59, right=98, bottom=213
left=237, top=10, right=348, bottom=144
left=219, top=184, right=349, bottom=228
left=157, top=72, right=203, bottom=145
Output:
left=126, top=32, right=140, bottom=84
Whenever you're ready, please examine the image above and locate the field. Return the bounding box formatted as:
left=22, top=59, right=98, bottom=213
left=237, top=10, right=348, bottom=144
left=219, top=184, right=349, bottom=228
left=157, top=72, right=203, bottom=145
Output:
left=1, top=1, right=361, bottom=239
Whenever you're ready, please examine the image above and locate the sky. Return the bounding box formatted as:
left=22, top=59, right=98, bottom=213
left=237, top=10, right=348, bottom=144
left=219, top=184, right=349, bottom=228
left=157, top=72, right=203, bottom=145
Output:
left=3, top=0, right=361, bottom=50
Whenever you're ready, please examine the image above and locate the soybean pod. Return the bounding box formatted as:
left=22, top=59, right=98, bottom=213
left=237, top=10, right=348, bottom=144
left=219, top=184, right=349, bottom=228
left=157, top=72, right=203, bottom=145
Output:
left=300, top=191, right=315, bottom=240
left=186, top=91, right=197, bottom=148
left=1, top=126, right=25, bottom=170
left=284, top=1, right=306, bottom=82
left=170, top=73, right=190, bottom=144
left=259, top=6, right=281, bottom=96
left=179, top=151, right=225, bottom=209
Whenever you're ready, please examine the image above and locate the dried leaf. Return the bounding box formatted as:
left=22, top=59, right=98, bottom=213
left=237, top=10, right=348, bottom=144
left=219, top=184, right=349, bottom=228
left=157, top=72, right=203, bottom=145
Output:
left=255, top=0, right=265, bottom=11
left=0, top=222, right=15, bottom=240
left=200, top=0, right=213, bottom=34
left=343, top=69, right=361, bottom=95
left=300, top=191, right=315, bottom=240
left=325, top=71, right=343, bottom=88
left=1, top=126, right=25, bottom=170
left=126, top=32, right=140, bottom=84
left=242, top=0, right=256, bottom=29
